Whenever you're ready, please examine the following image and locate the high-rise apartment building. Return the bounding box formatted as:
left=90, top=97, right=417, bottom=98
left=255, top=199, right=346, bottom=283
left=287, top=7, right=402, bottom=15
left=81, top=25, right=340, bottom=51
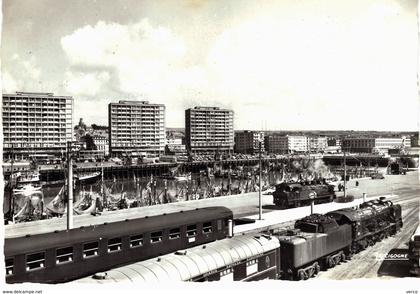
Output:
left=185, top=107, right=234, bottom=154
left=2, top=92, right=73, bottom=160
left=308, top=136, right=328, bottom=153
left=265, top=135, right=308, bottom=154
left=234, top=131, right=264, bottom=154
left=108, top=100, right=165, bottom=156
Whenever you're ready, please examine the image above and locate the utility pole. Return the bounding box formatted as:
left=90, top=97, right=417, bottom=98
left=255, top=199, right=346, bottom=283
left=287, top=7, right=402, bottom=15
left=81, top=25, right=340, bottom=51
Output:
left=258, top=139, right=263, bottom=220
left=8, top=144, right=15, bottom=222
left=343, top=146, right=347, bottom=198
left=67, top=141, right=74, bottom=230
left=101, top=159, right=106, bottom=209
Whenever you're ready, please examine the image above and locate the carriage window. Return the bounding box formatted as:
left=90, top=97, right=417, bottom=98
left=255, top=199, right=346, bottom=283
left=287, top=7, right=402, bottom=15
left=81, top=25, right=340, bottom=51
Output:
left=169, top=228, right=181, bottom=240
left=217, top=220, right=222, bottom=231
left=108, top=237, right=122, bottom=253
left=203, top=222, right=212, bottom=234
left=56, top=246, right=73, bottom=264
left=130, top=234, right=143, bottom=248
left=26, top=252, right=45, bottom=271
left=246, top=259, right=258, bottom=276
left=187, top=225, right=197, bottom=237
left=220, top=268, right=234, bottom=281
left=151, top=231, right=163, bottom=244
left=5, top=258, right=13, bottom=276
left=83, top=241, right=99, bottom=258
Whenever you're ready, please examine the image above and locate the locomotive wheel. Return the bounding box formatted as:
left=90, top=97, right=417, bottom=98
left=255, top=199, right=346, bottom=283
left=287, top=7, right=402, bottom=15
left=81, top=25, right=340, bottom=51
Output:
left=327, top=256, right=335, bottom=268
left=335, top=255, right=341, bottom=265
left=314, top=263, right=321, bottom=275
left=297, top=269, right=307, bottom=281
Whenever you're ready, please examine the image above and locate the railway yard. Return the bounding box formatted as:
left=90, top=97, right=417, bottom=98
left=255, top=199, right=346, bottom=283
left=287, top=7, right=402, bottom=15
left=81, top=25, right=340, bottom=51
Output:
left=4, top=171, right=420, bottom=282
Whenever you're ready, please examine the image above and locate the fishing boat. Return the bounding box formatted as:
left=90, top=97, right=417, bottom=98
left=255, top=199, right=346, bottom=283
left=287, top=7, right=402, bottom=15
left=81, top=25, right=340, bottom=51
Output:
left=74, top=171, right=101, bottom=184
left=73, top=188, right=99, bottom=215
left=173, top=173, right=192, bottom=182
left=13, top=183, right=42, bottom=195
left=45, top=186, right=100, bottom=216
left=17, top=171, right=41, bottom=184
left=45, top=186, right=66, bottom=215
left=12, top=190, right=44, bottom=223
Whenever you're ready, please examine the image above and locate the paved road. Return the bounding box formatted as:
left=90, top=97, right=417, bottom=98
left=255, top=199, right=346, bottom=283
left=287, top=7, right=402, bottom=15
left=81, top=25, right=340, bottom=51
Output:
left=316, top=172, right=420, bottom=280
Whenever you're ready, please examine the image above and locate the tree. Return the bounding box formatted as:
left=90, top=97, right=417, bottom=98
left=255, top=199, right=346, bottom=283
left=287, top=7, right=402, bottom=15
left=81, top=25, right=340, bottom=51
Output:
left=83, top=134, right=97, bottom=150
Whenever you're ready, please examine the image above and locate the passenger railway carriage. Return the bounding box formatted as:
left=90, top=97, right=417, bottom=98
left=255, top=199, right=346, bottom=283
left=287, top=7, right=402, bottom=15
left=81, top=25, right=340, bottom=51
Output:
left=4, top=206, right=233, bottom=283
left=75, top=233, right=281, bottom=283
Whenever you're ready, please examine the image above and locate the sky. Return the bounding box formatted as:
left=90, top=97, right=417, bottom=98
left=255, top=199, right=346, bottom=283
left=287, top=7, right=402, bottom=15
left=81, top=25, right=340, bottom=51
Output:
left=2, top=0, right=419, bottom=131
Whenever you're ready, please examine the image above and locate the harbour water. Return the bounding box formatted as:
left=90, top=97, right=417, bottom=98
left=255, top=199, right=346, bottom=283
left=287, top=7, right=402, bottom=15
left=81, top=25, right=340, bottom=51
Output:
left=41, top=164, right=383, bottom=207
left=42, top=170, right=286, bottom=206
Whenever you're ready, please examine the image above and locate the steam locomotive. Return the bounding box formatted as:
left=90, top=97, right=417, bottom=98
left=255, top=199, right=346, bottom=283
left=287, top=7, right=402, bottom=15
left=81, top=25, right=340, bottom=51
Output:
left=273, top=180, right=336, bottom=209
left=74, top=197, right=402, bottom=283
left=4, top=206, right=233, bottom=283
left=279, top=197, right=402, bottom=280
left=389, top=162, right=407, bottom=175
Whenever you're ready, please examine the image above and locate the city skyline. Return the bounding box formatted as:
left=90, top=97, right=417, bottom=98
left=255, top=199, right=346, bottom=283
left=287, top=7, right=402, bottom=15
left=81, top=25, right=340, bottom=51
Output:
left=2, top=0, right=418, bottom=131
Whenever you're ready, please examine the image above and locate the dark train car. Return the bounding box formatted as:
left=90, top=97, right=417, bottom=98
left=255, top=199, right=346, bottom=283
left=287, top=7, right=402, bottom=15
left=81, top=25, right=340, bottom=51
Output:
left=273, top=181, right=335, bottom=209
left=73, top=233, right=281, bottom=283
left=327, top=198, right=402, bottom=252
left=276, top=214, right=352, bottom=280
left=4, top=206, right=233, bottom=284
left=408, top=224, right=420, bottom=276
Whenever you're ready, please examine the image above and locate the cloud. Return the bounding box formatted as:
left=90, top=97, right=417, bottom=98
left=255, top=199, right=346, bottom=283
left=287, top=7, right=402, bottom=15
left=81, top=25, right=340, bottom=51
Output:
left=57, top=1, right=417, bottom=131
left=61, top=19, right=188, bottom=98
left=2, top=71, right=23, bottom=93
left=60, top=18, right=216, bottom=124
left=65, top=70, right=111, bottom=97
left=2, top=55, right=42, bottom=93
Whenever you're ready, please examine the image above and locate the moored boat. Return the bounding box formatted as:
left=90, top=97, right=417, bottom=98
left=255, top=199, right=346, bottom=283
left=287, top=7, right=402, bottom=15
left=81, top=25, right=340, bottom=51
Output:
left=74, top=171, right=101, bottom=184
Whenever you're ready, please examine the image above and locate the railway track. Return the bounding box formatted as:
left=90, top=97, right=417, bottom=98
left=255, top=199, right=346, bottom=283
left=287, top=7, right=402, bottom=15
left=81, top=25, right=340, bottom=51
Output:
left=317, top=194, right=419, bottom=280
